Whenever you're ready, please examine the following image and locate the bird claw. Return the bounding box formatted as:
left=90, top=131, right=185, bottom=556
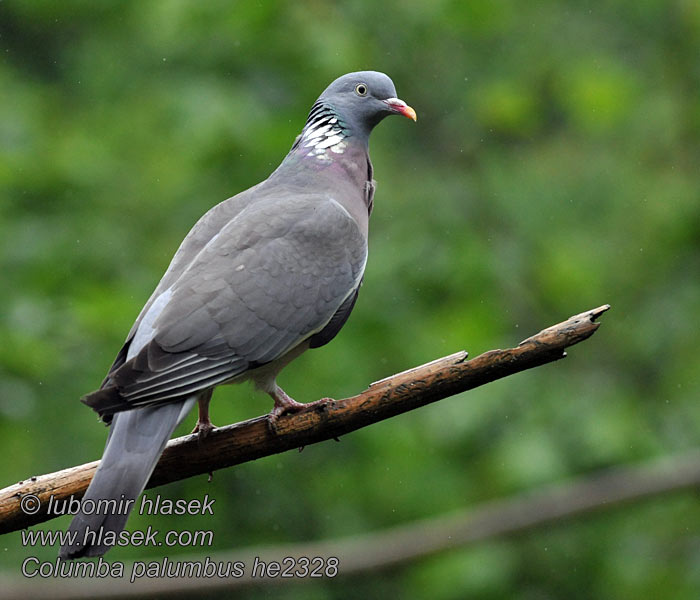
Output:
left=191, top=420, right=216, bottom=442
left=267, top=393, right=334, bottom=434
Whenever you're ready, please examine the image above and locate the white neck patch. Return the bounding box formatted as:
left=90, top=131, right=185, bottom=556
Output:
left=300, top=115, right=348, bottom=160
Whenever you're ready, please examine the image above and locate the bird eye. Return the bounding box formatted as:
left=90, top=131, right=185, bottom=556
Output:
left=355, top=83, right=368, bottom=97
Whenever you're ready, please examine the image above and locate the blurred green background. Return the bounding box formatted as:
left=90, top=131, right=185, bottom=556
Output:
left=1, top=0, right=699, bottom=598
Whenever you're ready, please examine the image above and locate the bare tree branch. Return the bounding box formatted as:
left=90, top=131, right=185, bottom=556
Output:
left=0, top=305, right=610, bottom=534
left=2, top=447, right=698, bottom=599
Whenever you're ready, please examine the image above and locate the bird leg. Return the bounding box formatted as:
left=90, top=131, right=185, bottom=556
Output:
left=267, top=385, right=332, bottom=431
left=191, top=389, right=215, bottom=440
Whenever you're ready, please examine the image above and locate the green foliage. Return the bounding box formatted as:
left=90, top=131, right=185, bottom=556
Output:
left=1, top=1, right=699, bottom=597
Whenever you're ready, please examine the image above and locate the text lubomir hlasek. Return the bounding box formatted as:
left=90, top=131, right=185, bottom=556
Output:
left=46, top=493, right=215, bottom=516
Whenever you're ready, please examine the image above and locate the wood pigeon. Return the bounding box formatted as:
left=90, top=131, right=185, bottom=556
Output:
left=59, top=71, right=416, bottom=558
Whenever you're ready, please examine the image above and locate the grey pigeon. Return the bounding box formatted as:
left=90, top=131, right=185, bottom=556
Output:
left=59, top=71, right=415, bottom=558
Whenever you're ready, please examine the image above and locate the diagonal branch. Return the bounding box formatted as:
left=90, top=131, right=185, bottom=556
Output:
left=2, top=447, right=696, bottom=599
left=0, top=304, right=610, bottom=534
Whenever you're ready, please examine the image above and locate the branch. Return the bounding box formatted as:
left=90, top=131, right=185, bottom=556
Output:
left=2, top=448, right=698, bottom=599
left=0, top=305, right=610, bottom=534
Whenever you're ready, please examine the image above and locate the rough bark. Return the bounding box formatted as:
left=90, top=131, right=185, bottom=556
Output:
left=0, top=305, right=610, bottom=534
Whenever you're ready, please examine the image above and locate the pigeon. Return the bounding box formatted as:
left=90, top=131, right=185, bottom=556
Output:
left=59, top=71, right=416, bottom=558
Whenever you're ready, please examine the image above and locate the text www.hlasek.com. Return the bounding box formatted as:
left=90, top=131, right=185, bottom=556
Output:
left=22, top=524, right=213, bottom=549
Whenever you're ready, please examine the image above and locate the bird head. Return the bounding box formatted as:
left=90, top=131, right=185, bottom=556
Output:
left=316, top=71, right=416, bottom=138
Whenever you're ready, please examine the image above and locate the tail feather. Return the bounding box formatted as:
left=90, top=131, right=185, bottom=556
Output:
left=59, top=397, right=195, bottom=558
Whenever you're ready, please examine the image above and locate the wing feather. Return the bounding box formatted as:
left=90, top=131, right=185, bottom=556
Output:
left=84, top=192, right=367, bottom=421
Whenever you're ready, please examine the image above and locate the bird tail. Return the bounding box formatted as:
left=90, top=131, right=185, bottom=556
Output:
left=59, top=397, right=195, bottom=559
